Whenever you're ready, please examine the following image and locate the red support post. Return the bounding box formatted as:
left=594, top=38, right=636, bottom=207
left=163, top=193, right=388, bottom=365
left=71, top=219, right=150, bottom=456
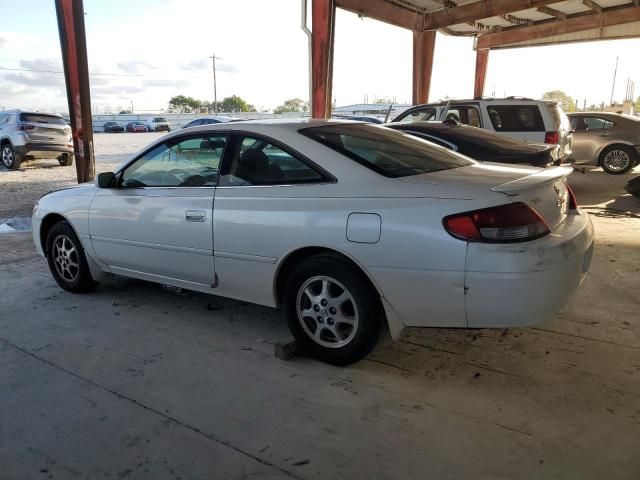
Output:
left=412, top=30, right=436, bottom=105
left=55, top=0, right=95, bottom=183
left=474, top=48, right=489, bottom=99
left=311, top=0, right=336, bottom=118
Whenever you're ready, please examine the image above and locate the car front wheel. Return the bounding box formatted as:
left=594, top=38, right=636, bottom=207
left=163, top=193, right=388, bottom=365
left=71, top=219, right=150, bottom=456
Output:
left=600, top=145, right=635, bottom=174
left=46, top=221, right=98, bottom=293
left=283, top=254, right=383, bottom=365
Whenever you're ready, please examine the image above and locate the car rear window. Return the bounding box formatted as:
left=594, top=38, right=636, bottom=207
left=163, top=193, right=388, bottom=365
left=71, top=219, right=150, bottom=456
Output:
left=19, top=113, right=67, bottom=125
left=487, top=105, right=544, bottom=132
left=301, top=124, right=474, bottom=178
left=154, top=117, right=168, bottom=122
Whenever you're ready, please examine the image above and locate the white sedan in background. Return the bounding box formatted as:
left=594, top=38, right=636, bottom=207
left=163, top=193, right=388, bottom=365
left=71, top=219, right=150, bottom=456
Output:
left=32, top=120, right=594, bottom=365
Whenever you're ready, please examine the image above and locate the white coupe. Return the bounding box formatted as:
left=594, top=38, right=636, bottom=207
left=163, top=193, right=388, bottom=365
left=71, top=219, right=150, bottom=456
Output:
left=33, top=120, right=594, bottom=364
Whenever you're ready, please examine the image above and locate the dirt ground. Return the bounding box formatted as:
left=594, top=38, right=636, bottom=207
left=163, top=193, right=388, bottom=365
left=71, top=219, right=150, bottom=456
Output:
left=1, top=139, right=639, bottom=479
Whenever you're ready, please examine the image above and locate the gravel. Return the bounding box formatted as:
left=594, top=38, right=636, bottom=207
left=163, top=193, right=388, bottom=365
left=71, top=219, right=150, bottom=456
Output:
left=0, top=132, right=165, bottom=218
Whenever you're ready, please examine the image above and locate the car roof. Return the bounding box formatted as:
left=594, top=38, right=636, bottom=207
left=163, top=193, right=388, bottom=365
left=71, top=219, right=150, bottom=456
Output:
left=3, top=110, right=64, bottom=117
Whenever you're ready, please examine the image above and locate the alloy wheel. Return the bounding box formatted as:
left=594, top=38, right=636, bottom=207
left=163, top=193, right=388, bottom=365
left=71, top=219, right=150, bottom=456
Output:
left=603, top=149, right=630, bottom=172
left=296, top=275, right=359, bottom=348
left=52, top=234, right=80, bottom=282
left=2, top=146, right=14, bottom=167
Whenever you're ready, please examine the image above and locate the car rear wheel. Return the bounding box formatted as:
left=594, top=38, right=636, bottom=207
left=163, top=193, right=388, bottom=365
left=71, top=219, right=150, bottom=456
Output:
left=600, top=145, right=635, bottom=174
left=58, top=153, right=73, bottom=166
left=46, top=221, right=98, bottom=293
left=1, top=144, right=21, bottom=170
left=283, top=254, right=383, bottom=365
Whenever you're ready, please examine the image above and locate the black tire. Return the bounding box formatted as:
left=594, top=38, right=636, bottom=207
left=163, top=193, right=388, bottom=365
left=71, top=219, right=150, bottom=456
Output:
left=58, top=153, right=73, bottom=166
left=45, top=221, right=98, bottom=293
left=283, top=254, right=383, bottom=365
left=599, top=145, right=636, bottom=175
left=1, top=143, right=21, bottom=170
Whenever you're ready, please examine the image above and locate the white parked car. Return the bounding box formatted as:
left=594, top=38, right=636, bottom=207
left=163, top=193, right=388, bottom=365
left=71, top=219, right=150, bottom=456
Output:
left=32, top=120, right=594, bottom=365
left=392, top=98, right=573, bottom=162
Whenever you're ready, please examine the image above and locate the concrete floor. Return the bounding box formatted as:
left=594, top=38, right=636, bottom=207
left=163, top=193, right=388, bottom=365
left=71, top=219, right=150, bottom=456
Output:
left=1, top=168, right=639, bottom=479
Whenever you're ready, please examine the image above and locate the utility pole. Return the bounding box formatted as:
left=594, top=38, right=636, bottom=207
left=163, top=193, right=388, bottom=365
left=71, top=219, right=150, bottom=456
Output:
left=130, top=100, right=134, bottom=114
left=610, top=56, right=618, bottom=106
left=209, top=53, right=221, bottom=114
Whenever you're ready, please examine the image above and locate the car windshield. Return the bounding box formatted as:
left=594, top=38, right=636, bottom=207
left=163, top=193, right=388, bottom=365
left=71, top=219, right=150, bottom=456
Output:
left=19, top=113, right=67, bottom=125
left=302, top=124, right=474, bottom=178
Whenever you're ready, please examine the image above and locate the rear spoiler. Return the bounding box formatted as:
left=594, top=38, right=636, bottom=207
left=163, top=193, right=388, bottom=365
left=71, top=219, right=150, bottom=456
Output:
left=491, top=166, right=573, bottom=194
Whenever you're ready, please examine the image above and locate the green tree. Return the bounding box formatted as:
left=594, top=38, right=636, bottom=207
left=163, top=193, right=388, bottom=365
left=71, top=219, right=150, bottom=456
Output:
left=541, top=90, right=575, bottom=112
left=218, top=95, right=256, bottom=113
left=273, top=98, right=309, bottom=114
left=168, top=95, right=202, bottom=113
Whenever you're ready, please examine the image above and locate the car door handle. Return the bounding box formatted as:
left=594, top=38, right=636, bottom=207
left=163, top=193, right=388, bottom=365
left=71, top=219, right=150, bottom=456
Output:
left=185, top=210, right=206, bottom=222
left=599, top=132, right=611, bottom=137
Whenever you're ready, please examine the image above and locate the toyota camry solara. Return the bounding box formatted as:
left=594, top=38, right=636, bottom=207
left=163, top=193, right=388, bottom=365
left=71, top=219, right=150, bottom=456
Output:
left=33, top=120, right=594, bottom=365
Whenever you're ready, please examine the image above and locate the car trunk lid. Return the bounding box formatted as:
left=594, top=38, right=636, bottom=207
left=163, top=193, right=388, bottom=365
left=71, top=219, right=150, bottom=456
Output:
left=19, top=113, right=71, bottom=144
left=400, top=163, right=573, bottom=229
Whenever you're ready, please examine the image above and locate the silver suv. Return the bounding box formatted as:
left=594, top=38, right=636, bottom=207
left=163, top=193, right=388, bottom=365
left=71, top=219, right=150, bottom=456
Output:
left=0, top=110, right=74, bottom=169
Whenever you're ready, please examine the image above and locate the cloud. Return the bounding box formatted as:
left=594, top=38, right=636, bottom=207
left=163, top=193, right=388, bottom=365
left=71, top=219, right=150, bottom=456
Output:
left=117, top=60, right=157, bottom=74
left=143, top=78, right=188, bottom=88
left=92, top=84, right=146, bottom=95
left=179, top=59, right=208, bottom=71
left=20, top=58, right=62, bottom=72
left=3, top=72, right=65, bottom=89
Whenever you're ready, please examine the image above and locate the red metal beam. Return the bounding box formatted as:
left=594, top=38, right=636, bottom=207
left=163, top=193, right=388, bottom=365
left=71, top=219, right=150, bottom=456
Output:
left=474, top=49, right=489, bottom=99
left=311, top=0, right=336, bottom=118
left=55, top=0, right=95, bottom=183
left=477, top=5, right=640, bottom=49
left=423, top=0, right=561, bottom=30
left=335, top=0, right=421, bottom=30
left=412, top=30, right=436, bottom=104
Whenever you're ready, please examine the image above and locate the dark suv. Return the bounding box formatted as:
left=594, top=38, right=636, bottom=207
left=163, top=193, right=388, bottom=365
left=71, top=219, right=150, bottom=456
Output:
left=0, top=110, right=74, bottom=169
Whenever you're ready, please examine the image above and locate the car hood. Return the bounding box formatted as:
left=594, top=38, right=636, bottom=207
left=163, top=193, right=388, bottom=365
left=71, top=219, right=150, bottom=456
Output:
left=41, top=182, right=96, bottom=199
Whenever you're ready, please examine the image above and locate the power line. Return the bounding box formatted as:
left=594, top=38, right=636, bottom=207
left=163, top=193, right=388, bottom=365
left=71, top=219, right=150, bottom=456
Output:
left=0, top=66, right=143, bottom=77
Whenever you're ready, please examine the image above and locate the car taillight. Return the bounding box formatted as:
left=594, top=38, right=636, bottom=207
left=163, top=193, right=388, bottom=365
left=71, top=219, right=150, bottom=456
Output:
left=544, top=131, right=559, bottom=144
left=566, top=182, right=577, bottom=210
left=15, top=124, right=34, bottom=131
left=443, top=202, right=550, bottom=243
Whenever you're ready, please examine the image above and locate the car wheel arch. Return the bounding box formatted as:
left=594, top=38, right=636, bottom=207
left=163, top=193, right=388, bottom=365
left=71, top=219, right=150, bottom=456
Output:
left=273, top=246, right=405, bottom=340
left=274, top=247, right=379, bottom=304
left=40, top=213, right=74, bottom=254
left=597, top=141, right=637, bottom=165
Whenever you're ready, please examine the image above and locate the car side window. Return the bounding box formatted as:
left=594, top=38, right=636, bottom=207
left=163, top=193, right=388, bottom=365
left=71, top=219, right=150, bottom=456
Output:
left=220, top=136, right=324, bottom=186
left=487, top=106, right=544, bottom=132
left=121, top=135, right=227, bottom=188
left=397, top=108, right=436, bottom=123
left=583, top=117, right=614, bottom=130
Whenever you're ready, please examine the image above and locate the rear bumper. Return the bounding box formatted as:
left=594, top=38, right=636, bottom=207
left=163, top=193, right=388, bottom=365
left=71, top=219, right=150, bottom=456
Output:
left=464, top=210, right=594, bottom=327
left=15, top=143, right=74, bottom=158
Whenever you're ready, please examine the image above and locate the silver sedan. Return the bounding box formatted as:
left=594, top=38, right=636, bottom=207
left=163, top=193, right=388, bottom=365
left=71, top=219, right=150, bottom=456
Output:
left=32, top=120, right=594, bottom=364
left=568, top=112, right=640, bottom=174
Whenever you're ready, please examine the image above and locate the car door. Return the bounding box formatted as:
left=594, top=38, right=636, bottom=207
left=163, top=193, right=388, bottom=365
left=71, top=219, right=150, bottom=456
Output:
left=572, top=116, right=616, bottom=163
left=212, top=133, right=331, bottom=306
left=89, top=133, right=227, bottom=286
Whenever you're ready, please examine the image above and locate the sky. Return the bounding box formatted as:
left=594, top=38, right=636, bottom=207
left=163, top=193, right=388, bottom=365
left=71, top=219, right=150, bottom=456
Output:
left=0, top=0, right=639, bottom=114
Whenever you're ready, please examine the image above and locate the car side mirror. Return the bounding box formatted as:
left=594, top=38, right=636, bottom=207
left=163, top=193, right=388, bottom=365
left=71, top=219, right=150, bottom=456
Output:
left=96, top=171, right=116, bottom=188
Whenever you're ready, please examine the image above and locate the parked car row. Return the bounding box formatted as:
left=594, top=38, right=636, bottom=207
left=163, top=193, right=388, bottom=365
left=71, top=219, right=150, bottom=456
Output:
left=34, top=118, right=595, bottom=364
left=103, top=117, right=171, bottom=133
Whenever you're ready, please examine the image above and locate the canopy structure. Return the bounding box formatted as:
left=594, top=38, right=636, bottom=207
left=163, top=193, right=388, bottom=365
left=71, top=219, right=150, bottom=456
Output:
left=54, top=0, right=640, bottom=180
left=311, top=0, right=640, bottom=117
